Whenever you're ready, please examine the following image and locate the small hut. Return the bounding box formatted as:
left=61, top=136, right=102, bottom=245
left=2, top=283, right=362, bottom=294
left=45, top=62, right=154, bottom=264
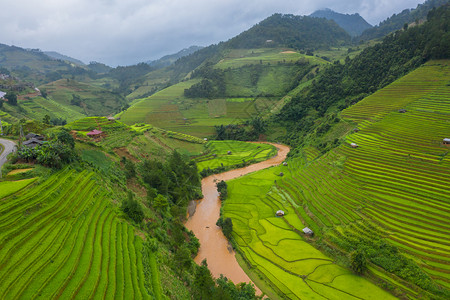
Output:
left=302, top=227, right=314, bottom=236
left=398, top=109, right=407, bottom=113
left=353, top=127, right=360, bottom=133
left=227, top=151, right=232, bottom=155
left=204, top=138, right=208, bottom=141
left=279, top=172, right=284, bottom=176
left=443, top=138, right=450, bottom=145
left=25, top=133, right=44, bottom=141
left=350, top=143, right=359, bottom=148
left=87, top=129, right=103, bottom=137
left=107, top=117, right=115, bottom=121
left=23, top=138, right=44, bottom=148
left=282, top=162, right=288, bottom=166
left=276, top=210, right=285, bottom=217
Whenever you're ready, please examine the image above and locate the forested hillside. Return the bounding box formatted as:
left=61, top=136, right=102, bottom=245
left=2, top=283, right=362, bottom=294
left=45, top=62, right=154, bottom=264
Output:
left=358, top=0, right=449, bottom=41
left=278, top=4, right=450, bottom=155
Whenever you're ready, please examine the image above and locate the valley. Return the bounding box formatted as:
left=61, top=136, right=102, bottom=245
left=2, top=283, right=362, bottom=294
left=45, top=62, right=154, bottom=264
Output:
left=0, top=1, right=449, bottom=299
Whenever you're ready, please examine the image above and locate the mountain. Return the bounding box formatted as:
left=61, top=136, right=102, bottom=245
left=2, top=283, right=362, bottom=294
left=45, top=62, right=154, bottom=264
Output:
left=359, top=0, right=449, bottom=41
left=43, top=51, right=86, bottom=66
left=310, top=8, right=372, bottom=37
left=226, top=13, right=351, bottom=49
left=146, top=45, right=204, bottom=69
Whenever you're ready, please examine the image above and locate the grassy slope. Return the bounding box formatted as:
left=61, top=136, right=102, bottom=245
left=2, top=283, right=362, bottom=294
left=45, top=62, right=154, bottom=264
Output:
left=223, top=60, right=450, bottom=299
left=0, top=169, right=152, bottom=299
left=66, top=117, right=205, bottom=160
left=119, top=48, right=328, bottom=137
left=40, top=79, right=125, bottom=117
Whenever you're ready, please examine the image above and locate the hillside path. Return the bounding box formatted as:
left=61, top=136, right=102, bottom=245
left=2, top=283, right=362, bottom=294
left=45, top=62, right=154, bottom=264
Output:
left=185, top=142, right=290, bottom=293
left=0, top=138, right=16, bottom=176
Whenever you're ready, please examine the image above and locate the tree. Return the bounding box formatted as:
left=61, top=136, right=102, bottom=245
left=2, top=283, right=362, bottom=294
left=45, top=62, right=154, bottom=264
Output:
left=43, top=115, right=50, bottom=125
left=5, top=92, right=17, bottom=106
left=222, top=218, right=233, bottom=240
left=121, top=191, right=144, bottom=224
left=56, top=129, right=75, bottom=149
left=216, top=180, right=228, bottom=200
left=192, top=260, right=216, bottom=299
left=153, top=194, right=169, bottom=211
left=350, top=249, right=367, bottom=275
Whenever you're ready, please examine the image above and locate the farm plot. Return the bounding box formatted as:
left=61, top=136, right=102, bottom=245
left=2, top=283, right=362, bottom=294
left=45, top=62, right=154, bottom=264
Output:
left=195, top=140, right=276, bottom=172
left=223, top=167, right=394, bottom=300
left=0, top=169, right=152, bottom=299
left=223, top=60, right=450, bottom=298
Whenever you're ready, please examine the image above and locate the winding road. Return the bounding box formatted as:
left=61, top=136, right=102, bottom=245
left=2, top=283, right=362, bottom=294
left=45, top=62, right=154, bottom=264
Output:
left=185, top=142, right=290, bottom=292
left=0, top=138, right=16, bottom=176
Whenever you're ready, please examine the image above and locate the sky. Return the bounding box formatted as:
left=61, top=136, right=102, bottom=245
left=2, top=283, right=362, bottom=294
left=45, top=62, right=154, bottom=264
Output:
left=1, top=0, right=425, bottom=66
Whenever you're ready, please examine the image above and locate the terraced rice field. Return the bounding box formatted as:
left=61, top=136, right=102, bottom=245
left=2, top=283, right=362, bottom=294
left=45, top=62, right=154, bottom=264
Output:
left=223, top=60, right=450, bottom=298
left=195, top=141, right=276, bottom=172
left=0, top=169, right=153, bottom=299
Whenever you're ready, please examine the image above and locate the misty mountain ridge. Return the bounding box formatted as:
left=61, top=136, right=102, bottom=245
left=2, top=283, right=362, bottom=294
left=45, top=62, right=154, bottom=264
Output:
left=310, top=8, right=372, bottom=37
left=43, top=51, right=86, bottom=66
left=146, top=45, right=204, bottom=68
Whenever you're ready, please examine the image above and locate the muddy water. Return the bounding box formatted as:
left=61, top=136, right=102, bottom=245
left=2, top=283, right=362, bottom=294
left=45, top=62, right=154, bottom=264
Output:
left=185, top=143, right=290, bottom=291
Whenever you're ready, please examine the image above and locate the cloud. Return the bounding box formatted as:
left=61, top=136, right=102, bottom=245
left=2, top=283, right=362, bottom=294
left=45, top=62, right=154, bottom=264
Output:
left=1, top=0, right=424, bottom=66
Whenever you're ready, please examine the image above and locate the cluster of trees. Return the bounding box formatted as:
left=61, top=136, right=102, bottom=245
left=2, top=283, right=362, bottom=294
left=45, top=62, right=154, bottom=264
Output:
left=184, top=65, right=225, bottom=98
left=215, top=117, right=267, bottom=141
left=192, top=260, right=257, bottom=299
left=216, top=180, right=228, bottom=200
left=141, top=151, right=202, bottom=219
left=278, top=4, right=450, bottom=153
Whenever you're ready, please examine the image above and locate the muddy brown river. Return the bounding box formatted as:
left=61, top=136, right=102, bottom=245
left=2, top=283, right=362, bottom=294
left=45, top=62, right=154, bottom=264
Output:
left=185, top=143, right=290, bottom=292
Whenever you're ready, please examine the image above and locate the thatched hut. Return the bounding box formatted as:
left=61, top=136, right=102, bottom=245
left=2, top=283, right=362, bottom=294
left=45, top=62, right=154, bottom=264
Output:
left=227, top=151, right=232, bottom=155
left=398, top=109, right=407, bottom=113
left=279, top=172, right=284, bottom=176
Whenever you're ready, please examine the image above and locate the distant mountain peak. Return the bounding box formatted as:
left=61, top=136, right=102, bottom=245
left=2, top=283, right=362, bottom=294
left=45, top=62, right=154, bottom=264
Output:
left=310, top=8, right=372, bottom=37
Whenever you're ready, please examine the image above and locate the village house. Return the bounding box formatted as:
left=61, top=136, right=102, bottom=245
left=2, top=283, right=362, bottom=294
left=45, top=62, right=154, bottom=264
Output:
left=87, top=129, right=103, bottom=138
left=25, top=133, right=44, bottom=141
left=350, top=143, right=359, bottom=148
left=443, top=138, right=450, bottom=145
left=23, top=138, right=44, bottom=148
left=276, top=210, right=285, bottom=217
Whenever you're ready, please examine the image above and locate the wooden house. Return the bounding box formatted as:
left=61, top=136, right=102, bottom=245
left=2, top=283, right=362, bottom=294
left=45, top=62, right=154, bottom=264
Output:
left=443, top=138, right=450, bottom=145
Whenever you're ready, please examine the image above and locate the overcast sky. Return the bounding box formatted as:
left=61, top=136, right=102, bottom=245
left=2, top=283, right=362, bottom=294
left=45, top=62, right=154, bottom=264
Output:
left=2, top=0, right=425, bottom=66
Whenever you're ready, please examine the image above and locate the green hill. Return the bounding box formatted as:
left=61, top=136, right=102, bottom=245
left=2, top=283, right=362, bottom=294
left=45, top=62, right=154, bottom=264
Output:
left=310, top=8, right=372, bottom=37
left=223, top=60, right=450, bottom=299
left=358, top=0, right=449, bottom=41
left=226, top=13, right=351, bottom=50
left=119, top=48, right=323, bottom=137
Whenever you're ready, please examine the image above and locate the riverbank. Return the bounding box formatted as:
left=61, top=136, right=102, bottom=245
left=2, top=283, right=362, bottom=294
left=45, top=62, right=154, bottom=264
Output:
left=185, top=142, right=290, bottom=293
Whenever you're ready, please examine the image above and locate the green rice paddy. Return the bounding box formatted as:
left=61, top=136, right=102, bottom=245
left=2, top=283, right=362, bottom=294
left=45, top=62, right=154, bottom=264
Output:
left=195, top=140, right=276, bottom=171
left=0, top=169, right=155, bottom=299
left=223, top=60, right=450, bottom=298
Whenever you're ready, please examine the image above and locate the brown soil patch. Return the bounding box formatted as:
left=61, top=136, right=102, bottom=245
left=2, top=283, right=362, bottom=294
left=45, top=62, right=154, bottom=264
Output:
left=281, top=51, right=296, bottom=54
left=7, top=168, right=33, bottom=175
left=114, top=147, right=138, bottom=162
